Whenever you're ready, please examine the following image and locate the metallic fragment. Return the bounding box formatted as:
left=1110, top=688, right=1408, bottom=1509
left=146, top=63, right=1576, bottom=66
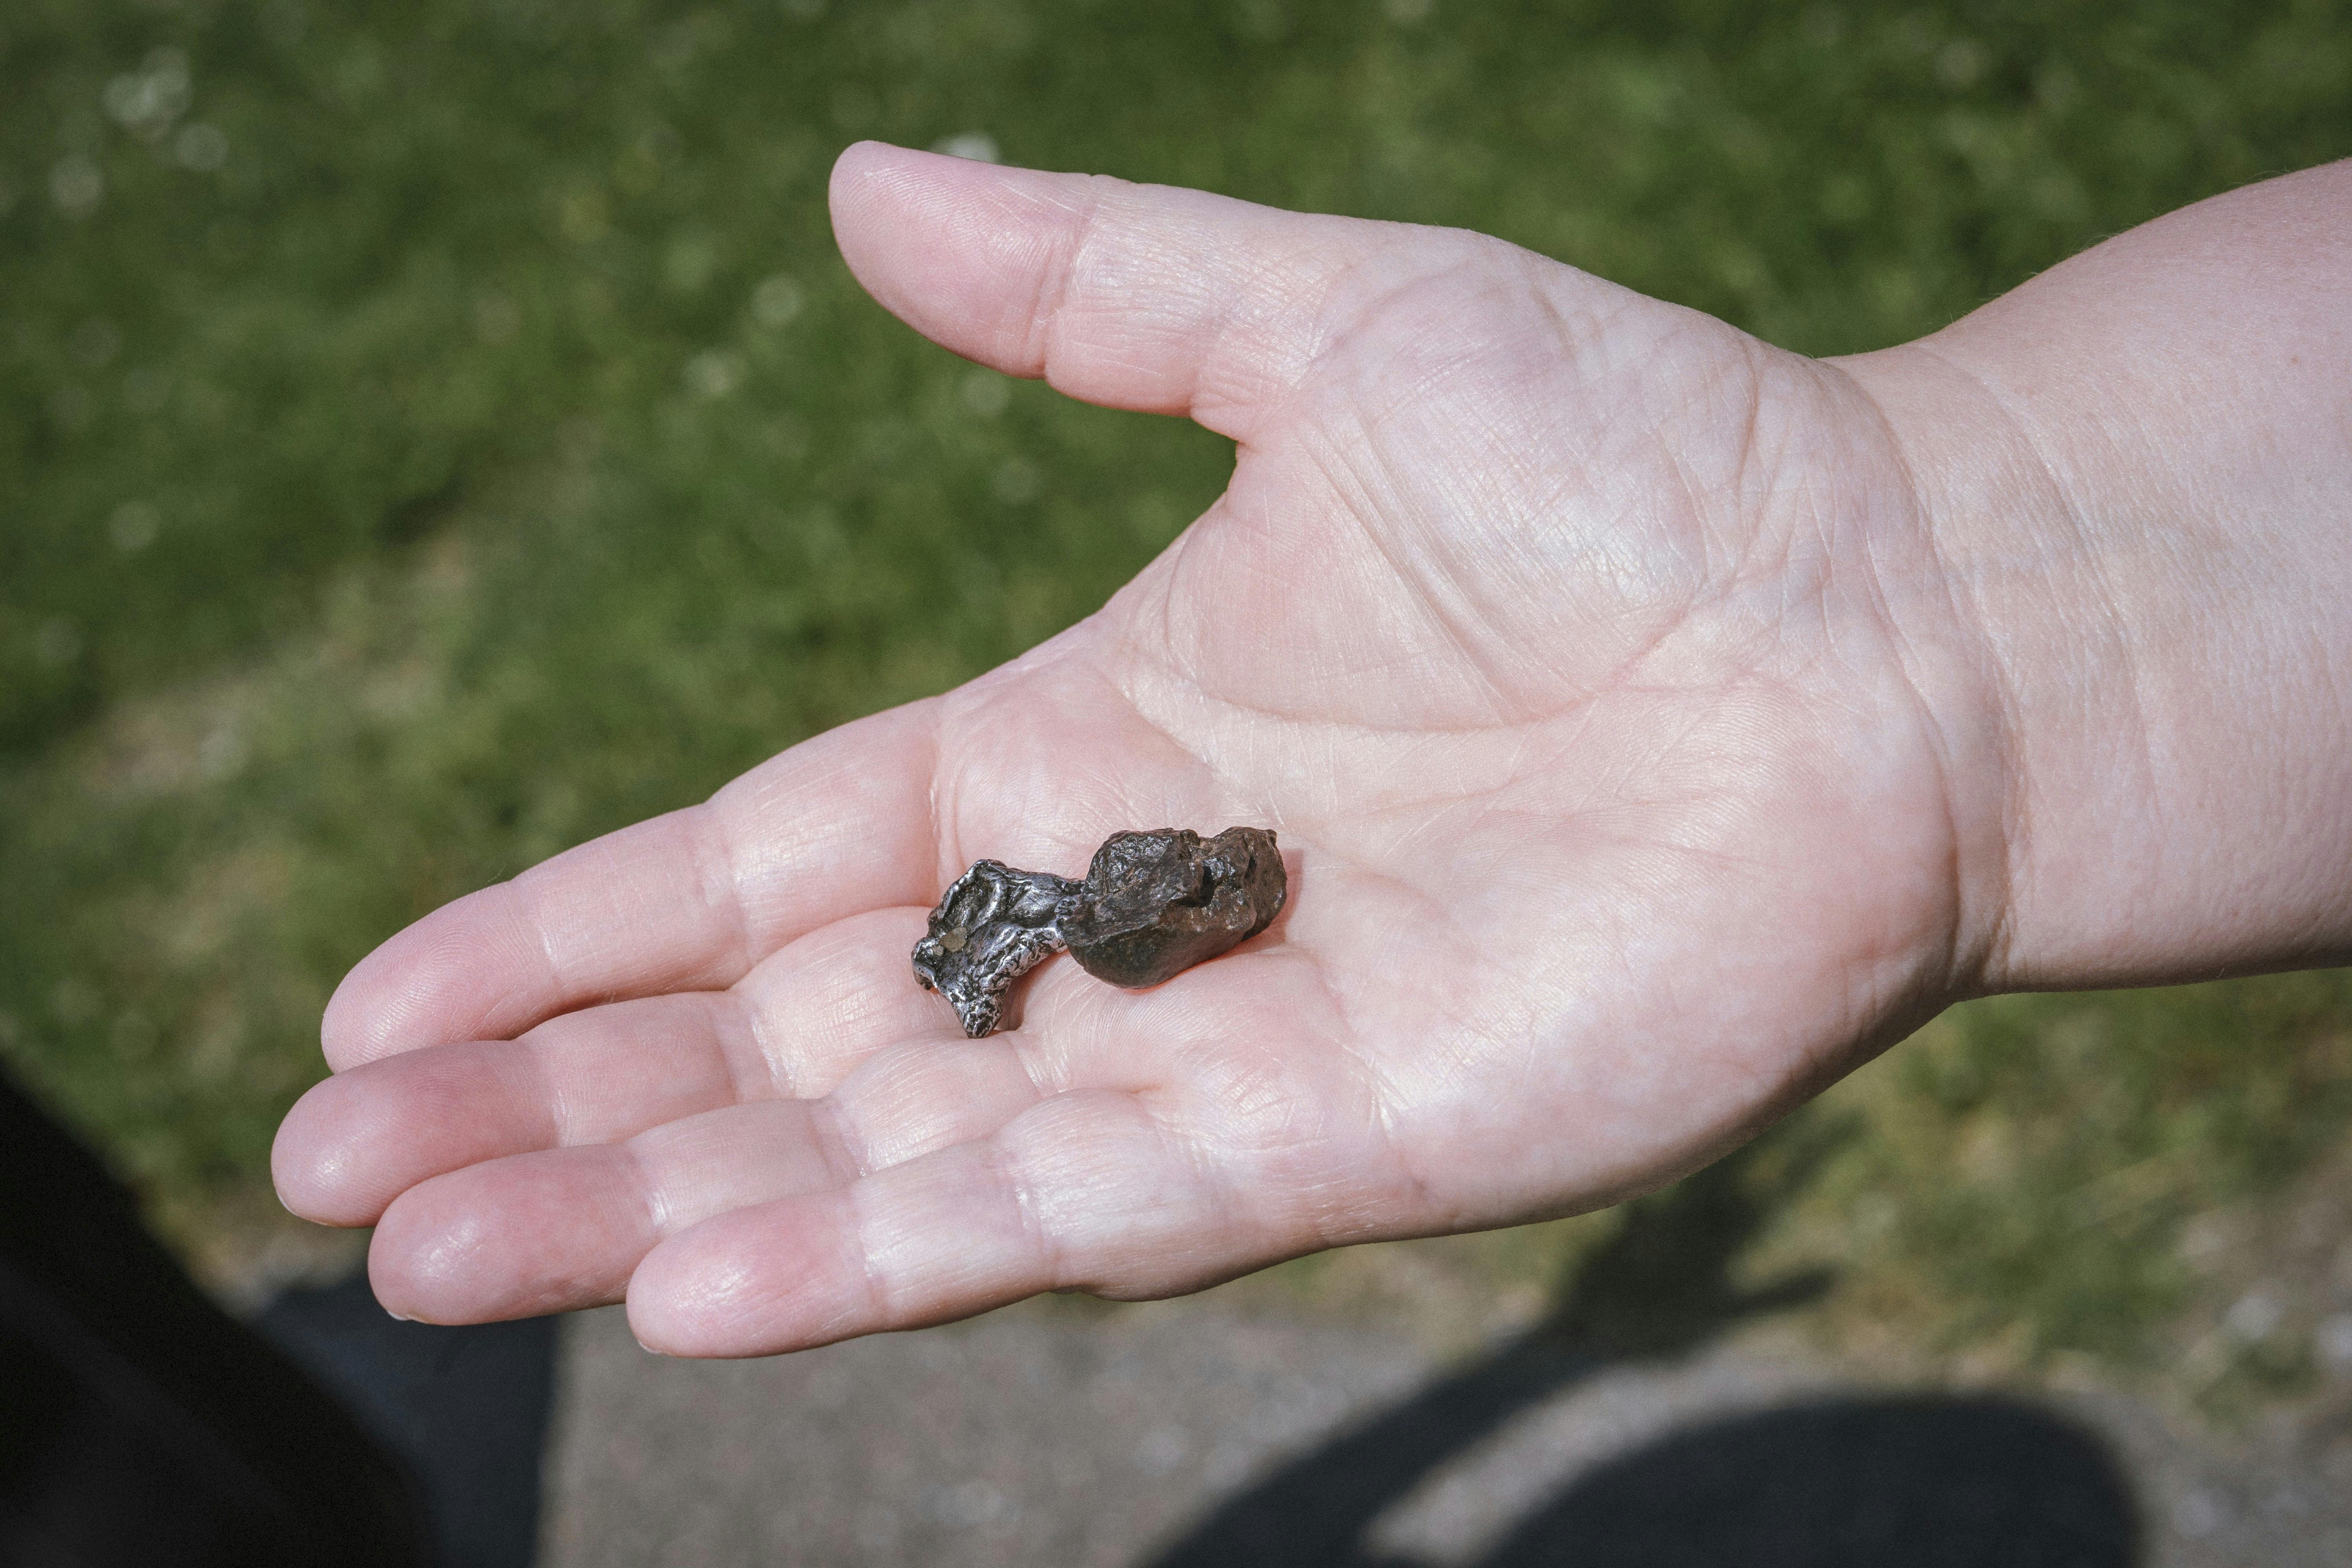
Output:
left=911, top=860, right=1082, bottom=1038
left=911, top=828, right=1287, bottom=1037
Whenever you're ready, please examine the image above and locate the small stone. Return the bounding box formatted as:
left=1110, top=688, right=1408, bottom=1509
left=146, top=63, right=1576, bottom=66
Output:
left=1064, top=827, right=1285, bottom=990
left=911, top=827, right=1287, bottom=1036
left=911, top=860, right=1081, bottom=1038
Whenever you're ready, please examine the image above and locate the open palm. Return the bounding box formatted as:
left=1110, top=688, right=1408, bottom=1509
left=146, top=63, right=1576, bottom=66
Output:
left=275, top=144, right=2005, bottom=1356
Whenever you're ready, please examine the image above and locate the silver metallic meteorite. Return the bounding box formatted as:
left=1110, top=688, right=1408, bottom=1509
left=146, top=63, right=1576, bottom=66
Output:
left=912, top=827, right=1286, bottom=1038
left=910, top=860, right=1084, bottom=1038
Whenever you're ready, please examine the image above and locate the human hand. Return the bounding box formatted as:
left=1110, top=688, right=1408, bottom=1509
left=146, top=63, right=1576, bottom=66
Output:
left=271, top=147, right=2352, bottom=1355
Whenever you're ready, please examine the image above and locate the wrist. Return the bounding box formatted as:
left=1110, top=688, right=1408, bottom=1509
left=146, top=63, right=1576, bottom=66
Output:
left=1821, top=342, right=2046, bottom=999
left=1834, top=254, right=2352, bottom=993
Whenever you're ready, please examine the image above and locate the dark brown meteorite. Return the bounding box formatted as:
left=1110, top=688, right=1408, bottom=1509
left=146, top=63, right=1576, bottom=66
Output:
left=1064, top=827, right=1286, bottom=990
left=909, top=827, right=1287, bottom=1036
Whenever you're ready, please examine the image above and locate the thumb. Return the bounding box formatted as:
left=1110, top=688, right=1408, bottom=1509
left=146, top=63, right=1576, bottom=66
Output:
left=826, top=142, right=1433, bottom=441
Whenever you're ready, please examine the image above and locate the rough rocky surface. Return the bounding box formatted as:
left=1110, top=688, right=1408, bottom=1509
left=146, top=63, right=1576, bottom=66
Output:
left=1063, top=828, right=1286, bottom=991
left=911, top=860, right=1083, bottom=1038
left=912, top=828, right=1286, bottom=1036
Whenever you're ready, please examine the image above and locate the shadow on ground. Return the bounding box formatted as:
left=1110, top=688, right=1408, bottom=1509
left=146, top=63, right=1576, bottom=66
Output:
left=0, top=1070, right=557, bottom=1568
left=1148, top=1130, right=2142, bottom=1568
left=258, top=1274, right=558, bottom=1568
left=0, top=1073, right=432, bottom=1567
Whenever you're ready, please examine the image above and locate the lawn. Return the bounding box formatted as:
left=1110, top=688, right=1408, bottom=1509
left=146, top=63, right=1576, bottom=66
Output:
left=4, top=0, right=2349, bottom=1402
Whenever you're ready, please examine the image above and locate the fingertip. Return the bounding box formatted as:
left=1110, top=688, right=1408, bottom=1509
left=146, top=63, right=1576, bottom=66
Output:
left=824, top=140, right=975, bottom=255
left=274, top=1040, right=557, bottom=1230
left=319, top=923, right=447, bottom=1073
left=819, top=139, right=1356, bottom=426
left=825, top=140, right=1065, bottom=373
left=271, top=1074, right=378, bottom=1227
left=370, top=1147, right=652, bottom=1325
left=622, top=1216, right=776, bottom=1358
left=319, top=882, right=546, bottom=1071
left=317, top=953, right=384, bottom=1073
left=826, top=138, right=1010, bottom=221
left=619, top=1243, right=740, bottom=1358
left=367, top=1174, right=532, bottom=1326
left=826, top=138, right=909, bottom=208
left=626, top=1198, right=870, bottom=1358
left=366, top=1193, right=460, bottom=1324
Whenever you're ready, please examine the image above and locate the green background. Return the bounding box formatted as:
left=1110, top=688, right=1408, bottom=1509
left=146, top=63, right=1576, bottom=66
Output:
left=4, top=0, right=2348, bottom=1405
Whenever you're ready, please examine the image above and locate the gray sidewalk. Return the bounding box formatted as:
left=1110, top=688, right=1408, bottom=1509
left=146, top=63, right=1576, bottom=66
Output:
left=539, top=1298, right=2352, bottom=1568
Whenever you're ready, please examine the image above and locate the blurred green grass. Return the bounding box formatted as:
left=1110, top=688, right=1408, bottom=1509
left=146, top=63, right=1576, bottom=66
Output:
left=4, top=0, right=2349, bottom=1396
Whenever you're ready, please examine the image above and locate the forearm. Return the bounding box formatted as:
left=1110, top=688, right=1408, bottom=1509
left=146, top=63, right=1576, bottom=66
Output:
left=1840, top=160, right=2352, bottom=991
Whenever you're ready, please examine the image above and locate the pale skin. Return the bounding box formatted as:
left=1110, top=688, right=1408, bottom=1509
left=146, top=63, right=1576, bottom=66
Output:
left=272, top=145, right=2352, bottom=1356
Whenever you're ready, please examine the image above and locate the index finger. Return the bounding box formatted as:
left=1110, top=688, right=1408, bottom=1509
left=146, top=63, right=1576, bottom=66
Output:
left=321, top=700, right=944, bottom=1069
